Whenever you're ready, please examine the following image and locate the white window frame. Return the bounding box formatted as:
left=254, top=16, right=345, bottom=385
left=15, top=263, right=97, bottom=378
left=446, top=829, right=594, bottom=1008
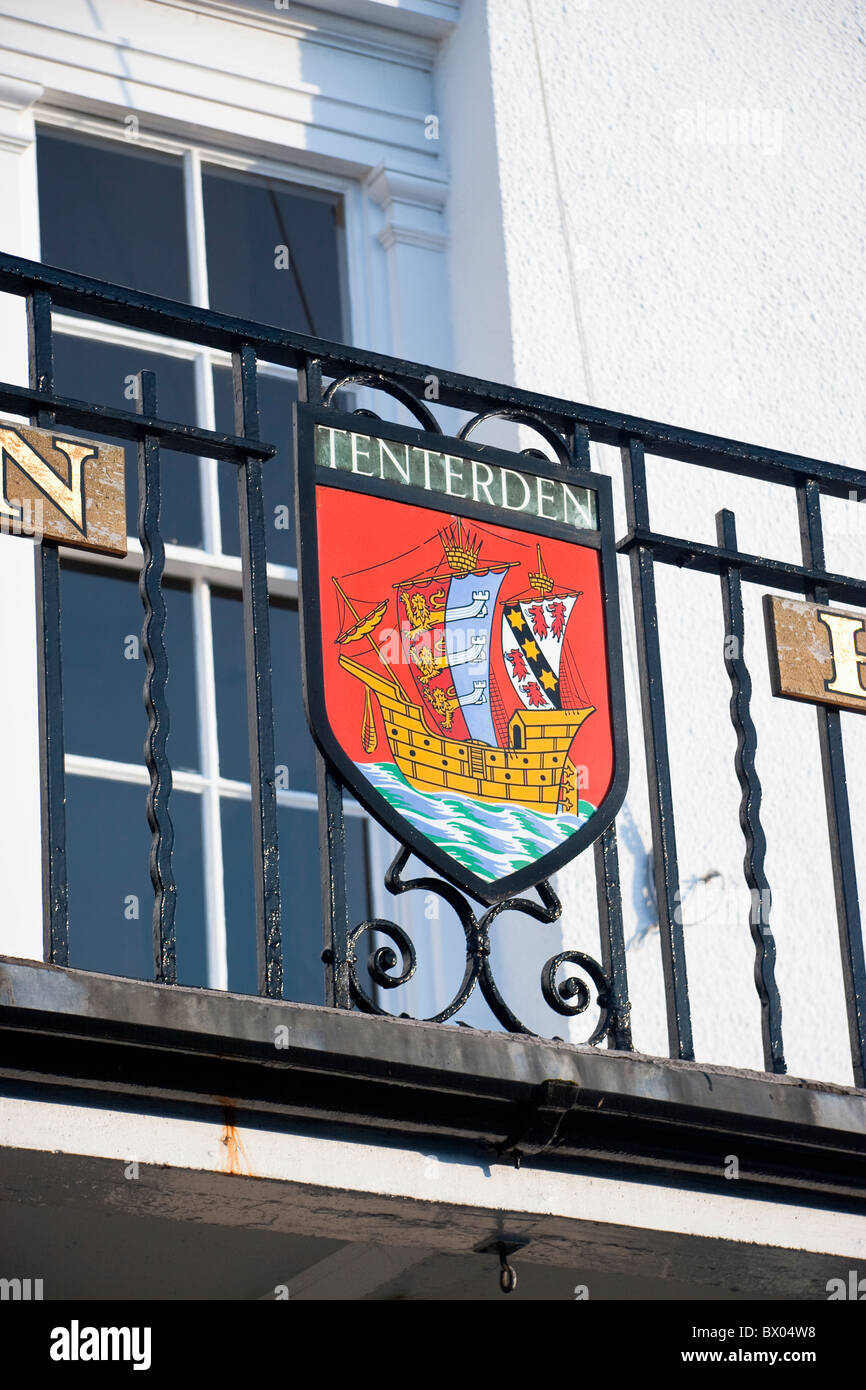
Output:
left=38, top=107, right=371, bottom=992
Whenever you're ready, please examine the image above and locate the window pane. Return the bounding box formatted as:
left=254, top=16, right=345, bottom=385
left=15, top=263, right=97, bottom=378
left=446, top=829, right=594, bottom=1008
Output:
left=222, top=801, right=369, bottom=1002
left=53, top=335, right=201, bottom=547
left=211, top=594, right=315, bottom=792
left=202, top=166, right=344, bottom=337
left=67, top=778, right=206, bottom=985
left=37, top=128, right=189, bottom=301
left=269, top=604, right=318, bottom=794
left=61, top=566, right=199, bottom=773
left=213, top=366, right=297, bottom=567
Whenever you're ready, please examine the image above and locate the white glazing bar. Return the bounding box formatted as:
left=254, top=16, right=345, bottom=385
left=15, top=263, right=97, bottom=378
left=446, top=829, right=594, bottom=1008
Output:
left=59, top=542, right=298, bottom=599
left=51, top=314, right=299, bottom=381
left=193, top=350, right=222, bottom=555
left=185, top=146, right=209, bottom=309
left=215, top=776, right=366, bottom=817
left=184, top=145, right=229, bottom=990
left=50, top=314, right=202, bottom=361
left=62, top=760, right=351, bottom=821
left=192, top=577, right=229, bottom=991
left=65, top=754, right=206, bottom=795
left=184, top=146, right=223, bottom=557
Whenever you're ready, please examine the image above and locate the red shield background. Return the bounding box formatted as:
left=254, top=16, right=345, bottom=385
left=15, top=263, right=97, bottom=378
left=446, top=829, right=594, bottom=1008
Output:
left=314, top=486, right=615, bottom=886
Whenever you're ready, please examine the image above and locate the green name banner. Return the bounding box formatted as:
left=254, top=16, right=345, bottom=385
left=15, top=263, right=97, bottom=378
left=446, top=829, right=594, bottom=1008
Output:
left=315, top=424, right=597, bottom=530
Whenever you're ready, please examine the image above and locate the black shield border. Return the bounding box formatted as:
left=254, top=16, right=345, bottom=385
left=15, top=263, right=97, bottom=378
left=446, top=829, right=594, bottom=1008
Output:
left=294, top=402, right=629, bottom=905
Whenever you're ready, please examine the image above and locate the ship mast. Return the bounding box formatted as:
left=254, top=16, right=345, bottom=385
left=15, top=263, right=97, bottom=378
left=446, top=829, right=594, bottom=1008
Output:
left=528, top=544, right=554, bottom=596
left=393, top=518, right=517, bottom=588
left=333, top=577, right=397, bottom=755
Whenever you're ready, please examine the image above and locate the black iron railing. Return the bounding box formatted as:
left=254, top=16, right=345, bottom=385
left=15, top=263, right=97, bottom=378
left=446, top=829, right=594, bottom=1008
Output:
left=1, top=252, right=863, bottom=1086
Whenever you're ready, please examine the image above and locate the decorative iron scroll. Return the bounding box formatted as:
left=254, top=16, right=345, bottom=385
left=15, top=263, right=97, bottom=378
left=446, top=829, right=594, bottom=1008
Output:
left=458, top=406, right=574, bottom=469
left=324, top=374, right=576, bottom=466
left=323, top=372, right=443, bottom=433
left=346, top=847, right=612, bottom=1042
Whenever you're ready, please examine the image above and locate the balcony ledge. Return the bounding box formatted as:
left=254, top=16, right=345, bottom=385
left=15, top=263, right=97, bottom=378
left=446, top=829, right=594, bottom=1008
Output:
left=1, top=953, right=864, bottom=1205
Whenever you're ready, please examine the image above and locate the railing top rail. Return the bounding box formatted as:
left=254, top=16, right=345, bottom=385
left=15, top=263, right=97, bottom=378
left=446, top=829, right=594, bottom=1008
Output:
left=0, top=251, right=860, bottom=496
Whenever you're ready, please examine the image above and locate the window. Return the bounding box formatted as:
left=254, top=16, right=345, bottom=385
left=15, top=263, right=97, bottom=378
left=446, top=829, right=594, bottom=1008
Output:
left=37, top=119, right=369, bottom=1000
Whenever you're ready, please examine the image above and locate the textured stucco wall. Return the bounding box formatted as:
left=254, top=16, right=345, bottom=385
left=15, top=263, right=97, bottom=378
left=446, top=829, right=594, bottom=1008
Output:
left=442, top=0, right=866, bottom=1082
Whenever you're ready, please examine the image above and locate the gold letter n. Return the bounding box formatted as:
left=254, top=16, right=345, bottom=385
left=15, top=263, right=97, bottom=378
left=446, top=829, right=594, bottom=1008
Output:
left=0, top=428, right=93, bottom=534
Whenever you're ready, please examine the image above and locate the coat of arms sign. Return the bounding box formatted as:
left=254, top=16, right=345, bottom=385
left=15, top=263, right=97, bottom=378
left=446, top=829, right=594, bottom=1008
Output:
left=295, top=405, right=628, bottom=904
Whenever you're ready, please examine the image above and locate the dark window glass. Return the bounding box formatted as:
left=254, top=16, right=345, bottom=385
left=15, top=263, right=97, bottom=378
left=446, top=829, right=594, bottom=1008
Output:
left=61, top=566, right=199, bottom=773
left=211, top=594, right=315, bottom=792
left=53, top=336, right=201, bottom=547
left=222, top=801, right=368, bottom=1002
left=37, top=129, right=189, bottom=301
left=213, top=366, right=297, bottom=567
left=67, top=778, right=206, bottom=985
left=202, top=166, right=344, bottom=336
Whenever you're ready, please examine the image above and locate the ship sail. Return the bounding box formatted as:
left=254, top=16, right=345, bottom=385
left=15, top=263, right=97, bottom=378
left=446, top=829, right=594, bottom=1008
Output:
left=444, top=570, right=507, bottom=743
left=393, top=517, right=515, bottom=738
left=396, top=573, right=472, bottom=739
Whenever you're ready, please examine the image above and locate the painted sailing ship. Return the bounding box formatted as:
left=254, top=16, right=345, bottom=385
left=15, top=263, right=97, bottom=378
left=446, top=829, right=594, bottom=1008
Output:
left=333, top=517, right=596, bottom=817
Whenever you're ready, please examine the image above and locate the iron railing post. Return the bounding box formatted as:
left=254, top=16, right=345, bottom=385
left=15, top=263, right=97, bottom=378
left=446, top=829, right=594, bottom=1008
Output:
left=717, top=508, right=784, bottom=1073
left=233, top=343, right=283, bottom=999
left=27, top=289, right=69, bottom=967
left=798, top=479, right=866, bottom=1086
left=622, top=436, right=693, bottom=1060
left=299, top=356, right=351, bottom=1009
left=571, top=422, right=632, bottom=1049
left=136, top=369, right=177, bottom=985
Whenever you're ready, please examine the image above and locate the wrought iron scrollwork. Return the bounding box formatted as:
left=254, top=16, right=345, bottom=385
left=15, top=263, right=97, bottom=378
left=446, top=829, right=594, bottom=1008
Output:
left=347, top=848, right=613, bottom=1042
left=458, top=407, right=573, bottom=468
left=323, top=372, right=442, bottom=433
left=541, top=952, right=610, bottom=1044
left=362, top=922, right=417, bottom=992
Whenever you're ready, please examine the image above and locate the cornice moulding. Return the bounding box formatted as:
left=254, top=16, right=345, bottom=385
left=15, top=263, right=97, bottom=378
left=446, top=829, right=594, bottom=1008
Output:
left=0, top=20, right=439, bottom=167
left=0, top=74, right=43, bottom=112
left=0, top=73, right=43, bottom=153
left=377, top=223, right=448, bottom=252
left=149, top=0, right=445, bottom=61
left=366, top=160, right=448, bottom=211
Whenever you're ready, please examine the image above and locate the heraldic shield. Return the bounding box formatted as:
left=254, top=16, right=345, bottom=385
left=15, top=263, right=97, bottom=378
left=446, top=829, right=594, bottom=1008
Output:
left=295, top=405, right=628, bottom=905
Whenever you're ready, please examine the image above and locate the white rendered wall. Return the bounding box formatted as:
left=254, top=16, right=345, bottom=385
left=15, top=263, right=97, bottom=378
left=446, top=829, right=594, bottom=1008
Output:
left=440, top=0, right=866, bottom=1082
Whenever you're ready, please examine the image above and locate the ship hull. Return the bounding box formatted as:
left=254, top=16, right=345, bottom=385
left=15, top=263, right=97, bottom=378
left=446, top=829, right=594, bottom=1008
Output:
left=339, top=654, right=593, bottom=816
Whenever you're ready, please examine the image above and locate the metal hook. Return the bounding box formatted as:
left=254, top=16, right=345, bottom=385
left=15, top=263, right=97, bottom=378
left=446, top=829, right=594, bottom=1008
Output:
left=498, top=1244, right=517, bottom=1294
left=475, top=1236, right=529, bottom=1295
